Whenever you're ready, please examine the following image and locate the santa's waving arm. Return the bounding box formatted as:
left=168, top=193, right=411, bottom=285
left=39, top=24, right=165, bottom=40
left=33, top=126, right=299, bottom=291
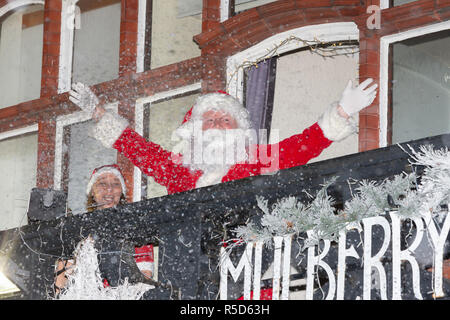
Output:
left=319, top=78, right=377, bottom=141
left=69, top=83, right=197, bottom=191
left=272, top=78, right=378, bottom=171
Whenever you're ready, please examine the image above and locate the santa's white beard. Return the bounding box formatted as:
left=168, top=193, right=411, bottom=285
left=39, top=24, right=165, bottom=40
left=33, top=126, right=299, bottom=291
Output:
left=179, top=128, right=250, bottom=177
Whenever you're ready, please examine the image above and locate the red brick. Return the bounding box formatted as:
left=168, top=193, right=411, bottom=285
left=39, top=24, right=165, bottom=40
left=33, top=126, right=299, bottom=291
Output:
left=359, top=49, right=380, bottom=65
left=43, top=32, right=61, bottom=44
left=257, top=1, right=298, bottom=16
left=120, top=20, right=138, bottom=33
left=44, top=20, right=61, bottom=33
left=359, top=38, right=380, bottom=52
left=382, top=0, right=435, bottom=22
left=44, top=9, right=61, bottom=23
left=337, top=6, right=363, bottom=17
left=222, top=9, right=261, bottom=33
left=360, top=101, right=379, bottom=115
left=229, top=21, right=273, bottom=49
left=361, top=114, right=379, bottom=129
left=333, top=0, right=362, bottom=5
left=436, top=6, right=450, bottom=20
left=194, top=25, right=227, bottom=48
left=359, top=139, right=379, bottom=152
left=394, top=13, right=440, bottom=32
left=47, top=0, right=62, bottom=11
left=295, top=0, right=333, bottom=8
left=261, top=11, right=306, bottom=32
left=303, top=7, right=341, bottom=21
left=123, top=7, right=138, bottom=21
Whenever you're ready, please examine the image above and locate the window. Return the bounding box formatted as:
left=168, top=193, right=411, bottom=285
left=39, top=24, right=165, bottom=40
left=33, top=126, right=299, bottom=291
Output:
left=267, top=45, right=360, bottom=163
left=234, top=0, right=278, bottom=14
left=391, top=0, right=417, bottom=6
left=150, top=0, right=202, bottom=69
left=143, top=92, right=201, bottom=199
left=390, top=30, right=450, bottom=144
left=0, top=132, right=38, bottom=231
left=0, top=4, right=44, bottom=109
left=71, top=0, right=121, bottom=86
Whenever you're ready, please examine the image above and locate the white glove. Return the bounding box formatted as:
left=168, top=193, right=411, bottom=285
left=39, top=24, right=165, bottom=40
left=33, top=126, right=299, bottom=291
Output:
left=338, top=78, right=378, bottom=116
left=69, top=82, right=99, bottom=116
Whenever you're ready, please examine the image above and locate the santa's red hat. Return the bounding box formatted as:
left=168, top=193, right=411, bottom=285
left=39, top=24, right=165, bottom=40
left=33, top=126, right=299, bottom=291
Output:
left=180, top=91, right=251, bottom=129
left=86, top=164, right=126, bottom=196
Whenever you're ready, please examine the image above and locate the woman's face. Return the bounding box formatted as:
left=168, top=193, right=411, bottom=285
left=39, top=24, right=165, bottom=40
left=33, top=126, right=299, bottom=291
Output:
left=91, top=173, right=123, bottom=209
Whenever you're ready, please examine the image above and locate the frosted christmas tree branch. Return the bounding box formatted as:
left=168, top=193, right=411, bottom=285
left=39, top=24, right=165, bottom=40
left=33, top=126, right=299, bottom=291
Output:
left=233, top=145, right=450, bottom=249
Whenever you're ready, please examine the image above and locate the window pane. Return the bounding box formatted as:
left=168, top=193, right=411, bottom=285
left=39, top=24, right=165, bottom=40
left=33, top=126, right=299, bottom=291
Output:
left=66, top=119, right=117, bottom=214
left=145, top=93, right=200, bottom=198
left=72, top=0, right=121, bottom=86
left=235, top=0, right=278, bottom=13
left=0, top=5, right=44, bottom=109
left=269, top=46, right=359, bottom=163
left=391, top=30, right=450, bottom=144
left=150, top=0, right=202, bottom=69
left=392, top=0, right=417, bottom=6
left=0, top=133, right=38, bottom=231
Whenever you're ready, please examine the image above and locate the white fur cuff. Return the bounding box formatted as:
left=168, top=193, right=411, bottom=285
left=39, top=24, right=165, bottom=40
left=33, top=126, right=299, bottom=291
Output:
left=89, top=110, right=129, bottom=148
left=317, top=102, right=357, bottom=142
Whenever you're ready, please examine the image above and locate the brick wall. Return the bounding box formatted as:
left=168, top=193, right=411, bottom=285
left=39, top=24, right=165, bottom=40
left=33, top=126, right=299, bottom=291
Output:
left=0, top=0, right=449, bottom=193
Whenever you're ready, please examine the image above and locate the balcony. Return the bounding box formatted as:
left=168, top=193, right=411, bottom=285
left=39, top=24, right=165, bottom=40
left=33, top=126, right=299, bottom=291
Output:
left=0, top=133, right=449, bottom=300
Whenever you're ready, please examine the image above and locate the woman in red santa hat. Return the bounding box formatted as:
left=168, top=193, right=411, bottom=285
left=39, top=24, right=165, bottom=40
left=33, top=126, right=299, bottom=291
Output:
left=53, top=164, right=154, bottom=296
left=69, top=79, right=377, bottom=194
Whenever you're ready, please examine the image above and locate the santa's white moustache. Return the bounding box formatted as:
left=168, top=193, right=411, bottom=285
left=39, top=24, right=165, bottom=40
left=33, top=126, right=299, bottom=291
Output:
left=174, top=127, right=255, bottom=174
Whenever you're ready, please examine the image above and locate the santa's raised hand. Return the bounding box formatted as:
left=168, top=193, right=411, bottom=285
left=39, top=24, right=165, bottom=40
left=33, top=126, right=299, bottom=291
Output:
left=337, top=78, right=378, bottom=118
left=69, top=82, right=100, bottom=117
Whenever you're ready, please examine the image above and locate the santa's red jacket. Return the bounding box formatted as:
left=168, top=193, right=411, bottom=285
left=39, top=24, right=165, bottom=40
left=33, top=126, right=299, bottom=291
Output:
left=91, top=102, right=355, bottom=194
left=114, top=123, right=330, bottom=194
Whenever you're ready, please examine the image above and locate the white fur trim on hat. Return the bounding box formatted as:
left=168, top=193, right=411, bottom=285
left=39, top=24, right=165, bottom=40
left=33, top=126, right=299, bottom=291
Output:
left=317, top=102, right=357, bottom=142
left=189, top=93, right=252, bottom=130
left=89, top=110, right=129, bottom=148
left=86, top=166, right=127, bottom=196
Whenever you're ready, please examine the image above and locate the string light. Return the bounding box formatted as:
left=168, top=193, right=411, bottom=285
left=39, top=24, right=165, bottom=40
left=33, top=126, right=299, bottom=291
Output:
left=226, top=35, right=359, bottom=92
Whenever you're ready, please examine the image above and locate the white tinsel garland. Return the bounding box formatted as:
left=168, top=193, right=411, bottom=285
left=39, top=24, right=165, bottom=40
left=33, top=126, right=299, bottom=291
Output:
left=234, top=144, right=448, bottom=249
left=56, top=237, right=154, bottom=300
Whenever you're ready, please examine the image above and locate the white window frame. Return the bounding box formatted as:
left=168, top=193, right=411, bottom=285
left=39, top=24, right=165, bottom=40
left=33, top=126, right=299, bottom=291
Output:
left=59, top=0, right=147, bottom=92
left=0, top=0, right=44, bottom=17
left=53, top=102, right=119, bottom=190
left=226, top=22, right=360, bottom=103
left=380, top=0, right=390, bottom=9
left=133, top=82, right=202, bottom=202
left=136, top=0, right=148, bottom=73
left=220, top=0, right=231, bottom=22
left=58, top=0, right=79, bottom=94
left=379, top=20, right=450, bottom=147
left=0, top=125, right=38, bottom=142
left=0, top=124, right=39, bottom=229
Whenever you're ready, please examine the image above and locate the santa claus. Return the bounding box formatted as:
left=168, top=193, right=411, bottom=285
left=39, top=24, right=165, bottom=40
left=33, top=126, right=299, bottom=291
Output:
left=69, top=79, right=377, bottom=194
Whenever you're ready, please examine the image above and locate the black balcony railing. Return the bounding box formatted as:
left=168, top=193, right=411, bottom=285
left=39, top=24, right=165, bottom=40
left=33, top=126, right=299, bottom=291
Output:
left=1, top=133, right=450, bottom=300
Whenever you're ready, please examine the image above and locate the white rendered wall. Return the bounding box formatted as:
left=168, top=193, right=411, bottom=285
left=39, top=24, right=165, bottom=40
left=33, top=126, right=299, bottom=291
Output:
left=269, top=49, right=359, bottom=163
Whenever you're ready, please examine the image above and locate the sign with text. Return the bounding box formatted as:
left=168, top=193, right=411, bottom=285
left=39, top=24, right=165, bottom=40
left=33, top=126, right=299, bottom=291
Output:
left=219, top=209, right=450, bottom=300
